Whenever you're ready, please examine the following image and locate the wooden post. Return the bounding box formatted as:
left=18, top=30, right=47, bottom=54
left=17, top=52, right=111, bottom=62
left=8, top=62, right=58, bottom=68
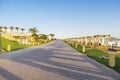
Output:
left=109, top=53, right=115, bottom=67
left=7, top=44, right=11, bottom=51
left=75, top=43, right=77, bottom=48
left=82, top=46, right=85, bottom=53
left=72, top=42, right=74, bottom=46
left=32, top=43, right=35, bottom=46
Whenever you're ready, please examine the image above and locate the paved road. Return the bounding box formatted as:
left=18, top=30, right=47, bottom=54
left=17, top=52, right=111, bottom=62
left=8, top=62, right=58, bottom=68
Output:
left=0, top=40, right=120, bottom=80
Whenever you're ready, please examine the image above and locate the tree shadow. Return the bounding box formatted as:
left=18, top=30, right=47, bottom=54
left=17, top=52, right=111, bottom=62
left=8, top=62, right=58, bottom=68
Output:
left=10, top=47, right=118, bottom=80
left=0, top=41, right=120, bottom=80
left=0, top=67, right=22, bottom=80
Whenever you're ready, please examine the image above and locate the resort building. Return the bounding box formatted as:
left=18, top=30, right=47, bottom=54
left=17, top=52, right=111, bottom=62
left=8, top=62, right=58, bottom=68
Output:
left=65, top=34, right=111, bottom=50
left=2, top=32, right=33, bottom=45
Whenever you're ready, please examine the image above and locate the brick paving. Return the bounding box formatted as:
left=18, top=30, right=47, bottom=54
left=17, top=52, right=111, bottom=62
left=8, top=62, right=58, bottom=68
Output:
left=0, top=40, right=120, bottom=80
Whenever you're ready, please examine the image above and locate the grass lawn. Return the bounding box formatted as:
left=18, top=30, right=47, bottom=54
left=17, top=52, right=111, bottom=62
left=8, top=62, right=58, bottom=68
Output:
left=1, top=37, right=54, bottom=52
left=86, top=49, right=109, bottom=67
left=65, top=41, right=120, bottom=73
left=86, top=49, right=120, bottom=73
left=1, top=37, right=29, bottom=51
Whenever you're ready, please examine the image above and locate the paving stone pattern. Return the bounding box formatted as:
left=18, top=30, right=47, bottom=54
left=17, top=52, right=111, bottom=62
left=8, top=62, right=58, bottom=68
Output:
left=0, top=40, right=120, bottom=80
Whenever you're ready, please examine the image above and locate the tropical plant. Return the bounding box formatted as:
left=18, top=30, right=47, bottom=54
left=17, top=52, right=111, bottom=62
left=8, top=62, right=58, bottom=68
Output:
left=10, top=26, right=14, bottom=33
left=40, top=34, right=48, bottom=40
left=33, top=34, right=39, bottom=42
left=0, top=26, right=2, bottom=32
left=29, top=27, right=39, bottom=45
left=4, top=26, right=8, bottom=33
left=20, top=28, right=25, bottom=33
left=29, top=27, right=38, bottom=35
left=15, top=27, right=19, bottom=33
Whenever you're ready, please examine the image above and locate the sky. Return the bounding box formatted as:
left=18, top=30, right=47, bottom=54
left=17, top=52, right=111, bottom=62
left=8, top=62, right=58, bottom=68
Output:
left=0, top=0, right=120, bottom=39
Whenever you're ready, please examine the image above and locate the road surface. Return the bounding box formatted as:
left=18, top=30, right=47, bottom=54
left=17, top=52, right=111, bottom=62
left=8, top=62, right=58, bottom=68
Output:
left=0, top=40, right=120, bottom=80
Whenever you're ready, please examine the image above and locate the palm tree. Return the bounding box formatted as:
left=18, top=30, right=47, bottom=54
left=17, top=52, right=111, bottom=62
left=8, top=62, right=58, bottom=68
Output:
left=29, top=27, right=39, bottom=45
left=10, top=26, right=14, bottom=33
left=15, top=27, right=19, bottom=33
left=29, top=27, right=38, bottom=35
left=20, top=28, right=25, bottom=44
left=0, top=26, right=2, bottom=32
left=20, top=28, right=25, bottom=33
left=4, top=26, right=8, bottom=33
